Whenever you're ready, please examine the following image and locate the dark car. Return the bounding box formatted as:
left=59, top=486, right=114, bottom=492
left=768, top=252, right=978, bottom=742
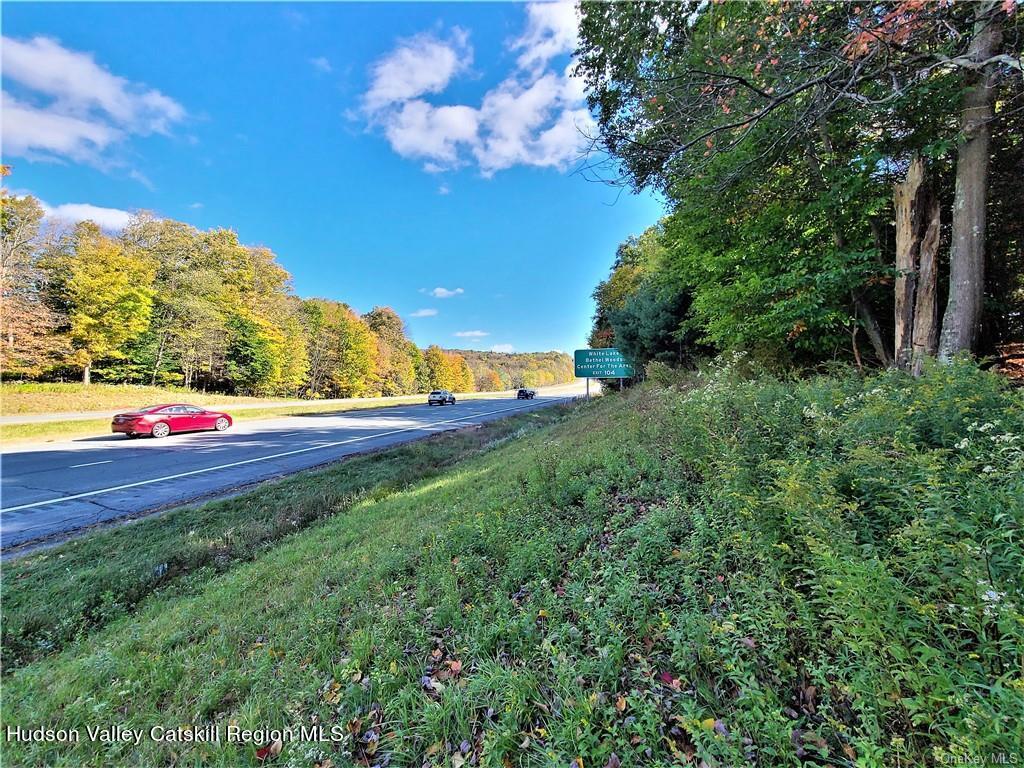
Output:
left=111, top=404, right=233, bottom=438
left=516, top=388, right=536, bottom=400
left=428, top=390, right=456, bottom=406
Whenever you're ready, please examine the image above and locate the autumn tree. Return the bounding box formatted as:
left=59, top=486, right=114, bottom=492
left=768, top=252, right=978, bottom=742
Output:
left=424, top=345, right=453, bottom=390
left=0, top=191, right=65, bottom=375
left=365, top=306, right=416, bottom=396
left=477, top=369, right=503, bottom=392
left=54, top=224, right=156, bottom=383
left=332, top=308, right=377, bottom=397
left=446, top=352, right=475, bottom=393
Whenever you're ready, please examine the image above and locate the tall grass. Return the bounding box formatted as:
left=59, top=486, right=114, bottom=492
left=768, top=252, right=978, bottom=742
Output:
left=1, top=360, right=1020, bottom=767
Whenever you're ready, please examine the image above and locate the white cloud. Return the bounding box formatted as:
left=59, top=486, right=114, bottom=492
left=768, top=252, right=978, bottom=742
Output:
left=128, top=169, right=155, bottom=190
left=310, top=56, right=333, bottom=74
left=383, top=100, right=479, bottom=164
left=1, top=36, right=185, bottom=165
left=409, top=308, right=438, bottom=318
left=363, top=28, right=471, bottom=111
left=511, top=1, right=579, bottom=73
left=490, top=344, right=515, bottom=353
left=430, top=287, right=464, bottom=298
left=188, top=202, right=204, bottom=209
left=454, top=330, right=489, bottom=338
left=1, top=92, right=122, bottom=162
left=40, top=200, right=134, bottom=231
left=438, top=184, right=450, bottom=195
left=472, top=70, right=594, bottom=176
left=361, top=4, right=590, bottom=177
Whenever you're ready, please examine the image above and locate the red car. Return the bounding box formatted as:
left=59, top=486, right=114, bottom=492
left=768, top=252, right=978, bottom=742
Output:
left=111, top=404, right=233, bottom=439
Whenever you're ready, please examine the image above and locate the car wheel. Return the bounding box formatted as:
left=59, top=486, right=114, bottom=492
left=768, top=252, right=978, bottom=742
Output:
left=215, top=417, right=230, bottom=431
left=151, top=421, right=171, bottom=439
left=126, top=433, right=139, bottom=439
left=450, top=398, right=456, bottom=404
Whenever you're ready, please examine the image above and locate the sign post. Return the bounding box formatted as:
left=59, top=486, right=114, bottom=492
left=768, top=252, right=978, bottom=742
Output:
left=574, top=348, right=634, bottom=399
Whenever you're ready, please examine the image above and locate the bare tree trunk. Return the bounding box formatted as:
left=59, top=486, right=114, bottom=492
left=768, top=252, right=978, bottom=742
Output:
left=855, top=297, right=892, bottom=367
left=893, top=157, right=941, bottom=375
left=911, top=196, right=941, bottom=376
left=150, top=332, right=167, bottom=386
left=939, top=3, right=1002, bottom=360
left=83, top=361, right=91, bottom=385
left=894, top=160, right=925, bottom=370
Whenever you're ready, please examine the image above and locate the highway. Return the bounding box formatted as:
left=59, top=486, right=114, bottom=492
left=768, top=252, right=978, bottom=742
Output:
left=0, top=386, right=582, bottom=549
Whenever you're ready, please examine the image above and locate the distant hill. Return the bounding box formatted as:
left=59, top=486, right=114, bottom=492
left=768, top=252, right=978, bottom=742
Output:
left=445, top=350, right=574, bottom=391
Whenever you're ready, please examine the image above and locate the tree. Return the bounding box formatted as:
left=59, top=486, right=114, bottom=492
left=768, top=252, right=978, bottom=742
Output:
left=409, top=343, right=431, bottom=393
left=121, top=214, right=227, bottom=387
left=477, top=369, right=503, bottom=392
left=300, top=298, right=338, bottom=396
left=1, top=191, right=65, bottom=376
left=938, top=1, right=1010, bottom=359
left=608, top=280, right=708, bottom=369
left=365, top=306, right=416, bottom=396
left=446, top=352, right=475, bottom=392
left=225, top=312, right=279, bottom=394
left=57, top=224, right=156, bottom=383
left=424, top=345, right=454, bottom=390
left=577, top=1, right=1023, bottom=364
left=332, top=308, right=377, bottom=397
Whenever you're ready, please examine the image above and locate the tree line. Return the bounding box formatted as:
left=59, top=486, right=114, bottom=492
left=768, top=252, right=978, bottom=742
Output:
left=579, top=1, right=1022, bottom=374
left=0, top=188, right=573, bottom=396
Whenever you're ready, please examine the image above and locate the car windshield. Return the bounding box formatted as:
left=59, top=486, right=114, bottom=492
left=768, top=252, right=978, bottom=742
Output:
left=430, top=391, right=443, bottom=395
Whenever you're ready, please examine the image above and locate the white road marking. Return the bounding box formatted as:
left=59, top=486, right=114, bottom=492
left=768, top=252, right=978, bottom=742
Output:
left=69, top=460, right=113, bottom=468
left=1, top=399, right=563, bottom=513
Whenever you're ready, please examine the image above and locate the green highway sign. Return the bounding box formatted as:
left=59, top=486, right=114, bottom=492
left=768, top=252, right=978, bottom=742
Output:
left=574, top=348, right=634, bottom=378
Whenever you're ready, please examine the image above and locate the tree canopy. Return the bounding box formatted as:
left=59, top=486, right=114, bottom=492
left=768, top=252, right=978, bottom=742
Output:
left=0, top=195, right=575, bottom=395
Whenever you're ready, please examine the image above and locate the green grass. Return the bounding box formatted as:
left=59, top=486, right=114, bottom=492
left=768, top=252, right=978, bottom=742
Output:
left=0, top=391, right=521, bottom=445
left=1, top=360, right=1021, bottom=767
left=1, top=405, right=575, bottom=670
left=0, top=382, right=287, bottom=415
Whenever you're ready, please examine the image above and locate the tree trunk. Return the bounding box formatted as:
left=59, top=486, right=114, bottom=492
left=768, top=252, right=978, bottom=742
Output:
left=150, top=332, right=167, bottom=387
left=894, top=159, right=925, bottom=370
left=911, top=195, right=941, bottom=376
left=893, top=157, right=941, bottom=374
left=855, top=297, right=892, bottom=368
left=939, top=3, right=1002, bottom=360
left=82, top=362, right=91, bottom=385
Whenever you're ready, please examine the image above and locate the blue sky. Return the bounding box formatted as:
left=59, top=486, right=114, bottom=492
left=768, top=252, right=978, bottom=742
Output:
left=1, top=2, right=663, bottom=354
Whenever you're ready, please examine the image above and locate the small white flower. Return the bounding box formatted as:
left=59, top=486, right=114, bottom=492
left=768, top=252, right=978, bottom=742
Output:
left=955, top=438, right=970, bottom=449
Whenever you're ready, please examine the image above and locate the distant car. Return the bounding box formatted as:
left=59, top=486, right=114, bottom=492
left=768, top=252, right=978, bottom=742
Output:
left=428, top=390, right=456, bottom=406
left=111, top=404, right=233, bottom=439
left=516, top=388, right=536, bottom=399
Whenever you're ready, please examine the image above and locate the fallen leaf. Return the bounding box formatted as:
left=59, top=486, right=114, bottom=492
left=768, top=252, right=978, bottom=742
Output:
left=255, top=738, right=283, bottom=762
left=604, top=754, right=621, bottom=768
left=615, top=696, right=627, bottom=713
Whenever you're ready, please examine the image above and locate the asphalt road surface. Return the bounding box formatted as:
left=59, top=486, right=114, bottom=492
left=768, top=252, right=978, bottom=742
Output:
left=1, top=390, right=580, bottom=549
